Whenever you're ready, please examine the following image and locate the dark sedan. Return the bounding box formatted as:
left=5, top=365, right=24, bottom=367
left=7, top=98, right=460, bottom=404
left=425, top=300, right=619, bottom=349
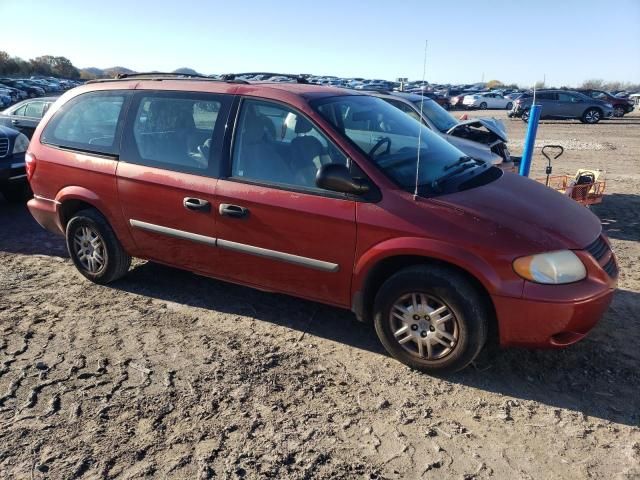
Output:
left=0, top=125, right=30, bottom=202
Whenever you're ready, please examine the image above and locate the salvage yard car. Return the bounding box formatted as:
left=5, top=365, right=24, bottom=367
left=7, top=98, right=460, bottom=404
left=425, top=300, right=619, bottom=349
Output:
left=368, top=91, right=514, bottom=168
left=510, top=90, right=614, bottom=123
left=26, top=74, right=617, bottom=373
left=0, top=97, right=56, bottom=138
left=463, top=92, right=513, bottom=110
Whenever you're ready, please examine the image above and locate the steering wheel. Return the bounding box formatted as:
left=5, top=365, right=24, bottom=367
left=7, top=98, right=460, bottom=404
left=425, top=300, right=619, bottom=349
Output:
left=368, top=137, right=392, bottom=157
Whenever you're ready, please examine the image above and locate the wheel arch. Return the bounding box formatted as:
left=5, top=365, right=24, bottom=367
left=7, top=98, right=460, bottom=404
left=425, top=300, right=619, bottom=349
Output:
left=54, top=186, right=138, bottom=253
left=351, top=243, right=501, bottom=344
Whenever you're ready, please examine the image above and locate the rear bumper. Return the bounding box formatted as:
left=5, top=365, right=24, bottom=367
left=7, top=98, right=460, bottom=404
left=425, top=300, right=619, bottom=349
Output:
left=27, top=196, right=64, bottom=235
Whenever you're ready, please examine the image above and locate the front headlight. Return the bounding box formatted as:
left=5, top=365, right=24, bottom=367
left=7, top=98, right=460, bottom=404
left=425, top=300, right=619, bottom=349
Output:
left=605, top=103, right=613, bottom=108
left=12, top=133, right=29, bottom=154
left=513, top=250, right=586, bottom=284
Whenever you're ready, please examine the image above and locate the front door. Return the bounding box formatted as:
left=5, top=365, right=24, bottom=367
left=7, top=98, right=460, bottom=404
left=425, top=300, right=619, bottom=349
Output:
left=117, top=90, right=232, bottom=274
left=214, top=98, right=357, bottom=306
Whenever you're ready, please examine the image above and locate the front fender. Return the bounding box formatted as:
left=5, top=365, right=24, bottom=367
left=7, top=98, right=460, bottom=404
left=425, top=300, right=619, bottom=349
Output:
left=352, top=236, right=523, bottom=301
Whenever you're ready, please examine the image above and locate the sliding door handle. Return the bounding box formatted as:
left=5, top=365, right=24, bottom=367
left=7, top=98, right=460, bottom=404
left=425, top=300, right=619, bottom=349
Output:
left=219, top=203, right=249, bottom=218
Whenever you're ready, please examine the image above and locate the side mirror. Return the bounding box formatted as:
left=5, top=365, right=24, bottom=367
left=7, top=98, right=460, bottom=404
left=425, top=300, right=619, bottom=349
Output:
left=316, top=164, right=370, bottom=195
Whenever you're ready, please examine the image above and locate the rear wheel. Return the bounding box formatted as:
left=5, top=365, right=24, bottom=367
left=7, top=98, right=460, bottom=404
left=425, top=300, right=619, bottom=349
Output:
left=65, top=209, right=131, bottom=284
left=613, top=105, right=625, bottom=117
left=373, top=265, right=489, bottom=374
left=479, top=102, right=488, bottom=110
left=582, top=108, right=601, bottom=124
left=506, top=102, right=513, bottom=110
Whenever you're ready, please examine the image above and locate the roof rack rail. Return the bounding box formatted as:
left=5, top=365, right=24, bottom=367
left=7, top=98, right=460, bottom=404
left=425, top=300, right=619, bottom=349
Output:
left=86, top=73, right=249, bottom=85
left=223, top=72, right=309, bottom=84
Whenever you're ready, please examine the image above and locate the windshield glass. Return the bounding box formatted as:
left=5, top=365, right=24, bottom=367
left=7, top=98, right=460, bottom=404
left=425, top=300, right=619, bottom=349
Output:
left=311, top=95, right=474, bottom=192
left=415, top=99, right=458, bottom=132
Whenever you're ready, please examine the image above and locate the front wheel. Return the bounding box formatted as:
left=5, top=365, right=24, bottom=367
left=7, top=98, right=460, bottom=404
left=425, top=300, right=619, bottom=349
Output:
left=66, top=209, right=131, bottom=284
left=582, top=108, right=601, bottom=124
left=373, top=265, right=489, bottom=374
left=506, top=102, right=513, bottom=110
left=479, top=102, right=487, bottom=110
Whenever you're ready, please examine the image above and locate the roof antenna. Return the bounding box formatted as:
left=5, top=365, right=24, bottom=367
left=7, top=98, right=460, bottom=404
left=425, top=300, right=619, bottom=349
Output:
left=414, top=40, right=428, bottom=200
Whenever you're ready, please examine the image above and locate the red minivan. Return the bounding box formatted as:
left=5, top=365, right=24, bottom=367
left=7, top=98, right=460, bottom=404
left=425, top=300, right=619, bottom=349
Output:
left=26, top=75, right=617, bottom=373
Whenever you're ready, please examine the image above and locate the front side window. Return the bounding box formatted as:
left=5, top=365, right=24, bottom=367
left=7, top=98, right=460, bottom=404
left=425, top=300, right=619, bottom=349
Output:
left=12, top=104, right=27, bottom=116
left=231, top=99, right=348, bottom=191
left=130, top=95, right=222, bottom=172
left=312, top=95, right=483, bottom=194
left=41, top=92, right=127, bottom=155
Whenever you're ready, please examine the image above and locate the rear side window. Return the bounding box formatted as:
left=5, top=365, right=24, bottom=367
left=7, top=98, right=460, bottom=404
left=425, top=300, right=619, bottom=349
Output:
left=41, top=92, right=127, bottom=155
left=121, top=92, right=230, bottom=176
left=536, top=92, right=556, bottom=100
left=25, top=101, right=45, bottom=118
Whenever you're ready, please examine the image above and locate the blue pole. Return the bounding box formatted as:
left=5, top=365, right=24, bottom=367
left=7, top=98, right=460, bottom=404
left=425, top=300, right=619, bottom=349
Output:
left=519, top=104, right=542, bottom=177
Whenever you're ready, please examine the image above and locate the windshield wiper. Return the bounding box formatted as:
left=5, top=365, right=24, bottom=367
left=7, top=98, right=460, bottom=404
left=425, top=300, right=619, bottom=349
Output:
left=432, top=157, right=484, bottom=192
left=443, top=156, right=480, bottom=171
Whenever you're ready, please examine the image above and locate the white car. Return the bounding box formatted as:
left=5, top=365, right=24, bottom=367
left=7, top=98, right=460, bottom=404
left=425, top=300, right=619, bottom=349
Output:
left=462, top=92, right=514, bottom=110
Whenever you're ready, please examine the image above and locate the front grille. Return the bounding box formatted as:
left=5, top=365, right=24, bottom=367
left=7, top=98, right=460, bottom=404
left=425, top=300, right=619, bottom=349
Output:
left=585, top=235, right=618, bottom=278
left=603, top=256, right=618, bottom=278
left=0, top=138, right=8, bottom=158
left=585, top=236, right=609, bottom=262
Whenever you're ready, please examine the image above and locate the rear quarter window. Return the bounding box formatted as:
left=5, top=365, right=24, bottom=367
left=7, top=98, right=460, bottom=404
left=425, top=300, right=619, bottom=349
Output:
left=41, top=91, right=129, bottom=155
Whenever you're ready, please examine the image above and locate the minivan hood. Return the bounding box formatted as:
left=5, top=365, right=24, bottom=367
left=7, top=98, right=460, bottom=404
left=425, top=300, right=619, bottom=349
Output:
left=447, top=118, right=508, bottom=142
left=432, top=172, right=601, bottom=250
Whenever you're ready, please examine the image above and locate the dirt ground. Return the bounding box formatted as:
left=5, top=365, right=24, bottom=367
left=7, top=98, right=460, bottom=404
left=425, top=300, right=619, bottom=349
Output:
left=1, top=109, right=639, bottom=479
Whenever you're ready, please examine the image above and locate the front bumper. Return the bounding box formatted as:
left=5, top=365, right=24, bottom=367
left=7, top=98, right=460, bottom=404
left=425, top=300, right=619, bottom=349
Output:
left=0, top=152, right=26, bottom=184
left=493, top=249, right=617, bottom=348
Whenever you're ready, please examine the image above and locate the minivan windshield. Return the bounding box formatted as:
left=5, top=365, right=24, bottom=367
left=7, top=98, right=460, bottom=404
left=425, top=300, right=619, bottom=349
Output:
left=415, top=99, right=458, bottom=132
left=311, top=95, right=485, bottom=193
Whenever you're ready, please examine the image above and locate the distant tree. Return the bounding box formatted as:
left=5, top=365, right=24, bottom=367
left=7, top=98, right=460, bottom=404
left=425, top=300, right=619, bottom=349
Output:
left=29, top=55, right=80, bottom=78
left=173, top=67, right=200, bottom=75
left=581, top=79, right=604, bottom=89
left=486, top=79, right=503, bottom=89
left=534, top=80, right=546, bottom=89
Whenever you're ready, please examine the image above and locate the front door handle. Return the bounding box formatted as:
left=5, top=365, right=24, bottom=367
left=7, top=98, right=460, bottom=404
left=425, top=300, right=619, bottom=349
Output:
left=183, top=197, right=211, bottom=212
left=11, top=119, right=19, bottom=125
left=219, top=203, right=249, bottom=219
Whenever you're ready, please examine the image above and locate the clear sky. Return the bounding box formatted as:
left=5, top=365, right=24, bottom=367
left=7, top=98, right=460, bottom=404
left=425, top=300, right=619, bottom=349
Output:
left=1, top=0, right=639, bottom=86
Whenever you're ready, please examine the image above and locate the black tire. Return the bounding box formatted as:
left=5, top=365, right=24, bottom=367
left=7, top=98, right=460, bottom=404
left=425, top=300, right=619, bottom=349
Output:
left=582, top=108, right=601, bottom=124
left=479, top=102, right=487, bottom=110
left=506, top=102, right=513, bottom=110
left=444, top=102, right=451, bottom=111
left=613, top=105, right=625, bottom=118
left=521, top=109, right=530, bottom=122
left=373, top=265, right=489, bottom=374
left=0, top=183, right=32, bottom=203
left=65, top=208, right=131, bottom=284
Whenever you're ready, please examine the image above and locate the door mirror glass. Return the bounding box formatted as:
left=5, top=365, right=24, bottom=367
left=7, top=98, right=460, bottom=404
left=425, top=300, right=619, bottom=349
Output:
left=315, top=163, right=369, bottom=195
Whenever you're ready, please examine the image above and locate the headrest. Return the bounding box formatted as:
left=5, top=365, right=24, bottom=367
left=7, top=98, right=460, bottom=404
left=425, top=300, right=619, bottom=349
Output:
left=294, top=116, right=313, bottom=134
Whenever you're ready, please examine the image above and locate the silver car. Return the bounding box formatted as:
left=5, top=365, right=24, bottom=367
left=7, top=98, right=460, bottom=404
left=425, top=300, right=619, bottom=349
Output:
left=510, top=90, right=614, bottom=124
left=369, top=91, right=513, bottom=167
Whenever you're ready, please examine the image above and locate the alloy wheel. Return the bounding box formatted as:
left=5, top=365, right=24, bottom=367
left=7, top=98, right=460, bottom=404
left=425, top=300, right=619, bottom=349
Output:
left=73, top=226, right=107, bottom=274
left=585, top=110, right=600, bottom=123
left=389, top=293, right=459, bottom=361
